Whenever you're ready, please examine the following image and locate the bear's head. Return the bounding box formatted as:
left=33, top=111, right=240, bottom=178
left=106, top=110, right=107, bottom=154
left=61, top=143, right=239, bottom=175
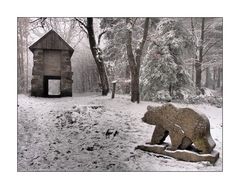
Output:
left=142, top=106, right=160, bottom=125
left=142, top=103, right=178, bottom=125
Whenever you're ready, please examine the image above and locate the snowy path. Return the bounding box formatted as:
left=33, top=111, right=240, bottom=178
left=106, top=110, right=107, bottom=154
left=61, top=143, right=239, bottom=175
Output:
left=17, top=93, right=222, bottom=171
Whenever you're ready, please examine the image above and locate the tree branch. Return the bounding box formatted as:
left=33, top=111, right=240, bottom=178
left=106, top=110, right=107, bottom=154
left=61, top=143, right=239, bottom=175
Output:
left=29, top=17, right=47, bottom=28
left=74, top=18, right=87, bottom=28
left=131, top=18, right=138, bottom=26
left=153, top=41, right=161, bottom=48
left=74, top=18, right=88, bottom=35
left=203, top=22, right=214, bottom=33
left=98, top=30, right=107, bottom=46
left=139, top=18, right=149, bottom=52
left=190, top=18, right=197, bottom=44
left=29, top=17, right=46, bottom=24
left=126, top=18, right=136, bottom=70
left=136, top=18, right=150, bottom=69
left=202, top=39, right=221, bottom=57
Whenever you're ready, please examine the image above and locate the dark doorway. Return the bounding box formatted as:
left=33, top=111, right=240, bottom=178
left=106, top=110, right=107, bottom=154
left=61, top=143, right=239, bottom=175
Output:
left=43, top=76, right=61, bottom=97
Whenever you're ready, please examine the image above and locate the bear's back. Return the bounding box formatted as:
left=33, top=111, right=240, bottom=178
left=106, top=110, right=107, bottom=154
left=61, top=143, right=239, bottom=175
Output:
left=176, top=108, right=210, bottom=138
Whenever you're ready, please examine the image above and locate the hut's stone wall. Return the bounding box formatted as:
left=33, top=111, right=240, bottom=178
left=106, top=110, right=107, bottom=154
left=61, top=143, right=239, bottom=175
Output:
left=43, top=50, right=61, bottom=76
left=60, top=50, right=73, bottom=97
left=31, top=50, right=44, bottom=96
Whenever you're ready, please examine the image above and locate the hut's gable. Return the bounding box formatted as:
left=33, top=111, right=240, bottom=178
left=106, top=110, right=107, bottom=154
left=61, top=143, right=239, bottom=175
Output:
left=29, top=30, right=74, bottom=55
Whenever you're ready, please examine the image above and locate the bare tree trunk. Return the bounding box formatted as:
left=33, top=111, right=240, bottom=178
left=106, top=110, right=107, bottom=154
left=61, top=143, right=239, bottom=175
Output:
left=25, top=34, right=29, bottom=93
left=205, top=67, right=210, bottom=88
left=192, top=63, right=195, bottom=84
left=18, top=17, right=30, bottom=94
left=217, top=67, right=222, bottom=88
left=86, top=18, right=109, bottom=95
left=17, top=19, right=25, bottom=94
left=190, top=18, right=197, bottom=86
left=130, top=69, right=140, bottom=103
left=195, top=18, right=205, bottom=91
left=195, top=61, right=202, bottom=91
left=125, top=65, right=130, bottom=94
left=213, top=67, right=216, bottom=90
left=126, top=18, right=149, bottom=103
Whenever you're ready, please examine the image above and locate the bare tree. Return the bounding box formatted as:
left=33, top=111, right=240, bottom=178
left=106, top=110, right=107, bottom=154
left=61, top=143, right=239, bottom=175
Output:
left=217, top=67, right=222, bottom=88
left=190, top=18, right=197, bottom=83
left=126, top=18, right=150, bottom=103
left=75, top=18, right=109, bottom=95
left=195, top=18, right=205, bottom=90
left=190, top=17, right=222, bottom=92
left=17, top=17, right=30, bottom=93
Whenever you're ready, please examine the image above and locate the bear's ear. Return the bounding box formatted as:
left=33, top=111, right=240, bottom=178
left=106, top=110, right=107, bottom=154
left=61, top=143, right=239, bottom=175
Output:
left=147, top=106, right=154, bottom=111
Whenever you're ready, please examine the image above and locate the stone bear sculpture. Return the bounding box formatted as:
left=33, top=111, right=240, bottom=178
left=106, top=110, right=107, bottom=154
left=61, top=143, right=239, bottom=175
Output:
left=142, top=103, right=216, bottom=154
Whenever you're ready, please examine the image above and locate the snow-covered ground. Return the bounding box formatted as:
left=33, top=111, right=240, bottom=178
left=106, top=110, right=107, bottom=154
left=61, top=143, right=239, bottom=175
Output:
left=17, top=93, right=222, bottom=171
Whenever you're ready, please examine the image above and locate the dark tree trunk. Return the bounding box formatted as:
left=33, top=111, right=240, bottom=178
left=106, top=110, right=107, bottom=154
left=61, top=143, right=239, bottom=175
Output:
left=195, top=17, right=205, bottom=91
left=86, top=18, right=109, bottom=96
left=130, top=69, right=140, bottom=103
left=205, top=67, right=210, bottom=88
left=126, top=18, right=149, bottom=103
left=190, top=18, right=197, bottom=85
left=25, top=34, right=29, bottom=93
left=125, top=65, right=130, bottom=79
left=111, top=82, right=116, bottom=99
left=217, top=67, right=222, bottom=88
left=213, top=67, right=217, bottom=90
left=125, top=65, right=131, bottom=94
left=17, top=21, right=25, bottom=94
left=195, top=62, right=202, bottom=90
left=192, top=63, right=195, bottom=83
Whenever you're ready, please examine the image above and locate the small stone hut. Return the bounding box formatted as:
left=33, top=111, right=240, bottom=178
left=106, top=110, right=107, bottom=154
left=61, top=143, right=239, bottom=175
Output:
left=29, top=30, right=74, bottom=97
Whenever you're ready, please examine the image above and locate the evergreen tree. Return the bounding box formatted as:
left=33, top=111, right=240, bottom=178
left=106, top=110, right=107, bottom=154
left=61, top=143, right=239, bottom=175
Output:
left=140, top=18, right=193, bottom=101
